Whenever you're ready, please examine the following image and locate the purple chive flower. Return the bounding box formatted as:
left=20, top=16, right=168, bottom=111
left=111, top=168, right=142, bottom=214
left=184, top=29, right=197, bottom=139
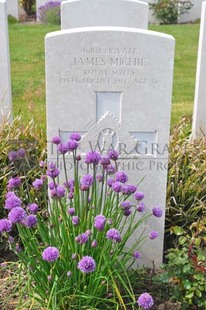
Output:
left=58, top=142, right=70, bottom=154
left=91, top=240, right=98, bottom=248
left=126, top=184, right=137, bottom=194
left=136, top=202, right=145, bottom=212
left=52, top=136, right=61, bottom=144
left=85, top=151, right=101, bottom=165
left=46, top=162, right=60, bottom=179
left=42, top=246, right=59, bottom=262
left=8, top=207, right=26, bottom=223
left=8, top=236, right=14, bottom=243
left=68, top=139, right=79, bottom=151
left=106, top=228, right=122, bottom=242
left=134, top=191, right=144, bottom=201
left=96, top=174, right=103, bottom=182
left=28, top=203, right=38, bottom=214
left=17, top=148, right=26, bottom=158
left=68, top=192, right=74, bottom=199
left=47, top=275, right=52, bottom=281
left=39, top=160, right=46, bottom=168
left=67, top=271, right=72, bottom=277
left=75, top=233, right=89, bottom=244
left=133, top=251, right=141, bottom=259
left=120, top=201, right=131, bottom=209
left=70, top=132, right=81, bottom=141
left=106, top=164, right=116, bottom=174
left=32, top=178, right=44, bottom=190
left=0, top=219, right=12, bottom=232
left=8, top=176, right=21, bottom=189
left=8, top=151, right=18, bottom=162
left=108, top=150, right=119, bottom=161
left=76, top=154, right=81, bottom=161
left=24, top=215, right=37, bottom=228
left=115, top=171, right=128, bottom=183
left=149, top=231, right=159, bottom=240
left=72, top=216, right=79, bottom=226
left=123, top=208, right=131, bottom=216
left=111, top=182, right=122, bottom=193
left=137, top=293, right=154, bottom=309
left=56, top=185, right=65, bottom=198
left=152, top=206, right=163, bottom=218
left=67, top=207, right=75, bottom=216
left=107, top=178, right=114, bottom=188
left=100, top=156, right=111, bottom=168
left=78, top=256, right=96, bottom=273
left=5, top=193, right=22, bottom=210
left=64, top=179, right=74, bottom=190
left=94, top=214, right=106, bottom=231
left=48, top=181, right=55, bottom=190
left=80, top=174, right=93, bottom=190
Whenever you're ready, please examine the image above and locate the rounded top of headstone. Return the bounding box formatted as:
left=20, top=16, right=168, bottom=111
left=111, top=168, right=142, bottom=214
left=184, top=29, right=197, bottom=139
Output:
left=61, top=0, right=148, bottom=30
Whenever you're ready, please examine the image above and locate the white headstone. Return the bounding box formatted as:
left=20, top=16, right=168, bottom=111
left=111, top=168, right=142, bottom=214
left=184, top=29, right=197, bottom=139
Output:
left=7, top=0, right=19, bottom=20
left=61, top=0, right=148, bottom=29
left=46, top=27, right=175, bottom=267
left=0, top=0, right=12, bottom=123
left=192, top=1, right=206, bottom=139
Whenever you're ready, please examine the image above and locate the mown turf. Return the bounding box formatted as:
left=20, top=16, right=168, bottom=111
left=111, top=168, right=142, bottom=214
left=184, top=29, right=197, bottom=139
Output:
left=9, top=23, right=200, bottom=131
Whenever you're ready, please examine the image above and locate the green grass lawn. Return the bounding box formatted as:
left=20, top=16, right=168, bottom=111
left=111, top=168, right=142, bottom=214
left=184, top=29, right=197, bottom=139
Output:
left=9, top=23, right=200, bottom=132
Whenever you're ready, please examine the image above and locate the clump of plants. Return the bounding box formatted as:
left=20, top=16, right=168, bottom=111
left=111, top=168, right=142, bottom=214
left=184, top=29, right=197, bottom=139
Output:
left=0, top=133, right=163, bottom=309
left=37, top=1, right=61, bottom=25
left=158, top=218, right=206, bottom=309
left=149, top=0, right=193, bottom=24
left=165, top=116, right=206, bottom=249
left=20, top=0, right=36, bottom=17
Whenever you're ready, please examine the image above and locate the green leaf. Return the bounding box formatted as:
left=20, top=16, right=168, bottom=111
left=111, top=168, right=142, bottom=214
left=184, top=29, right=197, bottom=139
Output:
left=172, top=226, right=186, bottom=236
left=196, top=290, right=202, bottom=298
left=185, top=292, right=194, bottom=299
left=179, top=236, right=187, bottom=245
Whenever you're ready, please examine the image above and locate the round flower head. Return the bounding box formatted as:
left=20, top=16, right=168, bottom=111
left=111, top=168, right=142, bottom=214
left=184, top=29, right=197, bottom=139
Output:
left=68, top=139, right=79, bottom=151
left=28, top=203, right=38, bottom=214
left=8, top=151, right=18, bottom=162
left=115, top=171, right=128, bottom=183
left=149, top=231, right=159, bottom=240
left=46, top=163, right=60, bottom=179
left=106, top=228, right=122, bottom=242
left=17, top=148, right=26, bottom=158
left=133, top=251, right=141, bottom=259
left=78, top=256, right=96, bottom=273
left=75, top=233, right=89, bottom=245
left=111, top=182, right=122, bottom=193
left=107, top=178, right=114, bottom=188
left=48, top=181, right=55, bottom=190
left=137, top=292, right=154, bottom=309
left=67, top=207, right=75, bottom=216
left=72, top=216, right=79, bottom=226
left=32, top=178, right=44, bottom=190
left=42, top=246, right=59, bottom=262
left=94, top=214, right=106, bottom=231
left=67, top=271, right=72, bottom=277
left=56, top=185, right=65, bottom=198
left=125, top=184, right=137, bottom=194
left=96, top=173, right=103, bottom=182
left=134, top=191, right=144, bottom=201
left=8, top=207, right=26, bottom=223
left=24, top=214, right=37, bottom=228
left=58, top=142, right=70, bottom=155
left=5, top=193, right=22, bottom=210
left=123, top=208, right=131, bottom=216
left=120, top=201, right=131, bottom=209
left=80, top=174, right=93, bottom=190
left=64, top=179, right=74, bottom=191
left=136, top=201, right=145, bottom=212
left=100, top=156, right=110, bottom=168
left=52, top=136, right=61, bottom=144
left=70, top=132, right=81, bottom=141
left=91, top=240, right=98, bottom=248
left=85, top=151, right=101, bottom=165
left=0, top=219, right=12, bottom=233
left=152, top=206, right=163, bottom=218
left=108, top=150, right=119, bottom=161
left=8, top=176, right=21, bottom=189
left=106, top=164, right=116, bottom=174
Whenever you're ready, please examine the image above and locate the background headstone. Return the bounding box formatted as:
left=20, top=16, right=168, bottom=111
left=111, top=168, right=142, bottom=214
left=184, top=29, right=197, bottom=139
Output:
left=192, top=1, right=206, bottom=138
left=7, top=0, right=19, bottom=20
left=46, top=26, right=175, bottom=267
left=0, top=0, right=12, bottom=123
left=61, top=0, right=149, bottom=29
